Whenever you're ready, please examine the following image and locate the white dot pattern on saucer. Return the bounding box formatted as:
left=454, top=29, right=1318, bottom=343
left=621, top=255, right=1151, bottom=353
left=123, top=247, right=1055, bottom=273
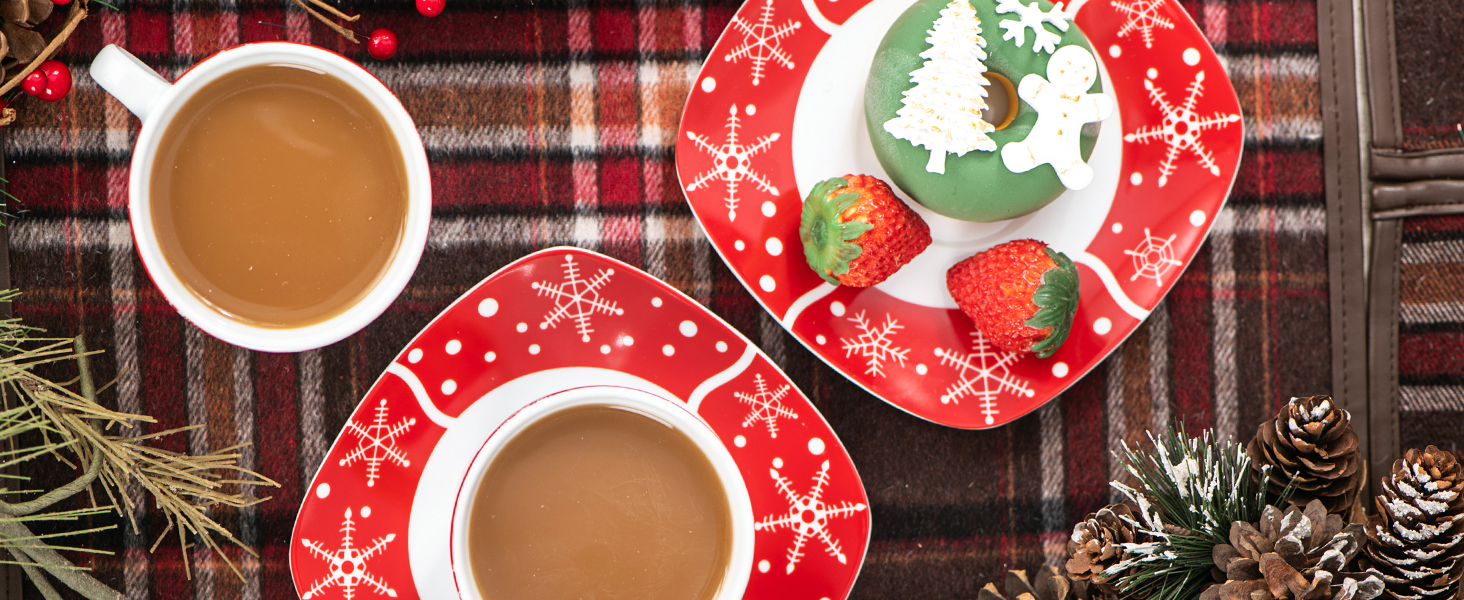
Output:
left=441, top=380, right=457, bottom=395
left=680, top=321, right=698, bottom=337
left=316, top=483, right=330, bottom=498
left=445, top=340, right=461, bottom=355
left=407, top=348, right=423, bottom=363
left=478, top=298, right=498, bottom=317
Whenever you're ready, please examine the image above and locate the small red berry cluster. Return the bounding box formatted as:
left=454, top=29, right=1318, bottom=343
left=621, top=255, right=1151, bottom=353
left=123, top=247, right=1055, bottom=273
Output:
left=22, top=60, right=72, bottom=102
left=366, top=0, right=446, bottom=61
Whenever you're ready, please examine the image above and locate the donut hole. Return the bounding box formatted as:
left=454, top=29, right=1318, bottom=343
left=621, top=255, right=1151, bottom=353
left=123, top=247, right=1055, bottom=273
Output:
left=981, top=72, right=1020, bottom=131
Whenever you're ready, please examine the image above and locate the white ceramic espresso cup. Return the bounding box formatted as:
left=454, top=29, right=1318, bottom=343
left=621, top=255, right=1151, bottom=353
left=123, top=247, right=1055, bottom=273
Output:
left=88, top=43, right=431, bottom=353
left=450, top=385, right=755, bottom=600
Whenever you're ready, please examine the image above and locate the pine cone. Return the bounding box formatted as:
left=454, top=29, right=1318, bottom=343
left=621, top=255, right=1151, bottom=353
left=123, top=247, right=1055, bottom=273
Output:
left=979, top=567, right=1080, bottom=600
left=1066, top=502, right=1147, bottom=598
left=1248, top=396, right=1366, bottom=520
left=1362, top=446, right=1464, bottom=600
left=1201, top=499, right=1383, bottom=600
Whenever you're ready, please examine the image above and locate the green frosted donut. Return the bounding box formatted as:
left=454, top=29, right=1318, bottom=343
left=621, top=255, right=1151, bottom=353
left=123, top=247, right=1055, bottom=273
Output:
left=865, top=0, right=1102, bottom=223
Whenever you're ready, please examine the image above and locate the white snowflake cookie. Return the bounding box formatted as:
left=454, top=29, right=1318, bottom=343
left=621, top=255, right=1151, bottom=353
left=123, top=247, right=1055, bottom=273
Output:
left=1000, top=44, right=1113, bottom=190
left=995, top=0, right=1070, bottom=54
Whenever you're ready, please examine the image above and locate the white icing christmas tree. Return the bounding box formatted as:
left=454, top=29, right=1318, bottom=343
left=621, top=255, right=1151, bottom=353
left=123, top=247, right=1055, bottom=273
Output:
left=883, top=0, right=997, bottom=174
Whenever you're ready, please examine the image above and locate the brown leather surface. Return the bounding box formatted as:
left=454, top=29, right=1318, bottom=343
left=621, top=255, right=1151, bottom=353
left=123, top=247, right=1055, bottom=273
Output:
left=1362, top=0, right=1399, bottom=149
left=1373, top=147, right=1464, bottom=180
left=1373, top=180, right=1464, bottom=212
left=1319, top=0, right=1370, bottom=454
left=1367, top=219, right=1401, bottom=504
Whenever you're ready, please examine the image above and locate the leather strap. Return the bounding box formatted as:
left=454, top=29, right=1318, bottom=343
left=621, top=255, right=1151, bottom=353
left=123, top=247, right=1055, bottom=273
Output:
left=1373, top=147, right=1464, bottom=180
left=1318, top=0, right=1370, bottom=440
left=1373, top=181, right=1464, bottom=214
left=1362, top=0, right=1399, bottom=150
left=1366, top=219, right=1402, bottom=502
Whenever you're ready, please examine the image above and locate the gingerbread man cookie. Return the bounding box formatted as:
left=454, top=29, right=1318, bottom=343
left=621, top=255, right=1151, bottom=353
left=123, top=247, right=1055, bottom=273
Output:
left=1000, top=44, right=1113, bottom=190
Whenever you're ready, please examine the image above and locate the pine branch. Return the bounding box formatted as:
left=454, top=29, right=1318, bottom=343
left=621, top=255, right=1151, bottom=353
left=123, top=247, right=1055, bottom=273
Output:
left=0, top=300, right=280, bottom=598
left=1106, top=425, right=1291, bottom=600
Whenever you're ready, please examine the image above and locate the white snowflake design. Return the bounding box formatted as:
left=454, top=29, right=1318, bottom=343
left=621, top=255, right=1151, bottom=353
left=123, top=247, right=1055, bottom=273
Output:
left=338, top=399, right=415, bottom=488
left=1110, top=0, right=1174, bottom=49
left=300, top=507, right=397, bottom=600
left=1125, top=228, right=1182, bottom=285
left=934, top=331, right=1036, bottom=425
left=839, top=311, right=909, bottom=378
left=724, top=0, right=801, bottom=86
left=531, top=254, right=624, bottom=342
left=755, top=459, right=867, bottom=574
left=1123, top=71, right=1240, bottom=187
left=735, top=373, right=797, bottom=438
left=995, top=0, right=1070, bottom=54
left=683, top=104, right=781, bottom=221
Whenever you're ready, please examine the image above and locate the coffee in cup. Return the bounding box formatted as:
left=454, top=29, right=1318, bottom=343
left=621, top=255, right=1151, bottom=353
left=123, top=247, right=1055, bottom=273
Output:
left=152, top=63, right=408, bottom=327
left=451, top=386, right=754, bottom=600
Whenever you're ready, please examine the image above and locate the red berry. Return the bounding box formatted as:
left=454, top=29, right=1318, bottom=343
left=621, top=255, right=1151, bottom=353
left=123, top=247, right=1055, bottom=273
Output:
left=22, top=70, right=47, bottom=97
left=29, top=61, right=72, bottom=102
left=416, top=0, right=444, bottom=16
left=367, top=29, right=398, bottom=60
left=53, top=0, right=72, bottom=5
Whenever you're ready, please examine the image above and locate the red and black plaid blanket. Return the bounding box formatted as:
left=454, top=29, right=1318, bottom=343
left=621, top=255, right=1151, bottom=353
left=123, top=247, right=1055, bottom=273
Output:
left=5, top=0, right=1329, bottom=597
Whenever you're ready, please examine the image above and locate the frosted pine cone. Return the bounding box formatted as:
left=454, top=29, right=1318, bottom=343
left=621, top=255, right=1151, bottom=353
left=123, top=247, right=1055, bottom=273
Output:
left=1066, top=502, right=1146, bottom=598
left=1201, top=499, right=1383, bottom=600
left=1248, top=396, right=1365, bottom=520
left=1362, top=446, right=1464, bottom=600
left=978, top=567, right=1080, bottom=600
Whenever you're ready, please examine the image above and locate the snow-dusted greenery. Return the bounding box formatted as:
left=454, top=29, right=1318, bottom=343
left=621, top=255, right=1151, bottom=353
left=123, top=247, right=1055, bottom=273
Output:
left=1105, top=426, right=1293, bottom=600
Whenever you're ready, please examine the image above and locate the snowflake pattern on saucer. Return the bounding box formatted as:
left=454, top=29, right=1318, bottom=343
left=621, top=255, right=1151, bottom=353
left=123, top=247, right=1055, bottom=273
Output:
left=1123, top=70, right=1241, bottom=187
left=840, top=312, right=909, bottom=378
left=724, top=0, right=801, bottom=86
left=683, top=104, right=781, bottom=222
left=292, top=248, right=871, bottom=600
left=736, top=373, right=798, bottom=438
left=1125, top=228, right=1182, bottom=285
left=338, top=400, right=415, bottom=488
left=934, top=332, right=1036, bottom=425
left=531, top=254, right=624, bottom=342
left=755, top=458, right=868, bottom=574
left=1110, top=0, right=1174, bottom=48
left=299, top=507, right=397, bottom=600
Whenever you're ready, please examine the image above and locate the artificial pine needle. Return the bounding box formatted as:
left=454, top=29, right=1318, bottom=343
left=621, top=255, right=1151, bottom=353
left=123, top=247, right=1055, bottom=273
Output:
left=0, top=302, right=280, bottom=599
left=1105, top=425, right=1294, bottom=600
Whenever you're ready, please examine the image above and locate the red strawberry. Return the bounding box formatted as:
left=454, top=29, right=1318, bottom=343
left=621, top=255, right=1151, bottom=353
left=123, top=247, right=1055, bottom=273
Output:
left=946, top=239, right=1079, bottom=358
left=800, top=174, right=931, bottom=287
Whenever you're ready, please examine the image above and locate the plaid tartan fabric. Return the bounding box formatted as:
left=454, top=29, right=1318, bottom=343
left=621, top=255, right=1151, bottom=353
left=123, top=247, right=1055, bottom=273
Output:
left=5, top=0, right=1330, bottom=598
left=1396, top=216, right=1464, bottom=455
left=1392, top=0, right=1464, bottom=151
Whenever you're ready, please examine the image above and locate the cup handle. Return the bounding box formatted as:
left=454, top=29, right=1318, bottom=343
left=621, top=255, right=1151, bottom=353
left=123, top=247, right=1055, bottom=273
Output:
left=89, top=45, right=172, bottom=122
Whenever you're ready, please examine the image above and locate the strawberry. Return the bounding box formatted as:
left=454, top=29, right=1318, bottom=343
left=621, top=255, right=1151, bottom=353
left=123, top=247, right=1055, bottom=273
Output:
left=800, top=175, right=931, bottom=287
left=946, top=239, right=1080, bottom=358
